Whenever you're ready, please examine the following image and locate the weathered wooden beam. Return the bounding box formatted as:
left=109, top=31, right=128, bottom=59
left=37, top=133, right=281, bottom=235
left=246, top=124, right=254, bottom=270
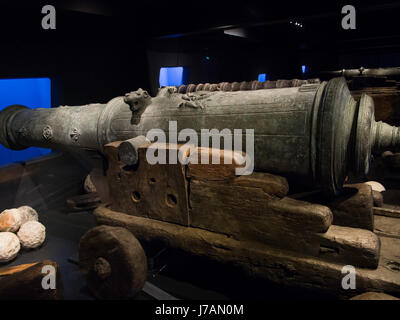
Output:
left=0, top=260, right=63, bottom=300
left=94, top=206, right=400, bottom=299
left=318, top=225, right=379, bottom=268
left=229, top=173, right=289, bottom=198
left=374, top=215, right=400, bottom=239
left=374, top=206, right=400, bottom=218
left=0, top=263, right=38, bottom=277
left=288, top=184, right=375, bottom=231
left=186, top=147, right=245, bottom=181
left=103, top=142, right=379, bottom=267
left=189, top=178, right=333, bottom=256
left=104, top=142, right=190, bottom=226
left=190, top=178, right=380, bottom=267
left=186, top=146, right=289, bottom=197
left=328, top=184, right=374, bottom=231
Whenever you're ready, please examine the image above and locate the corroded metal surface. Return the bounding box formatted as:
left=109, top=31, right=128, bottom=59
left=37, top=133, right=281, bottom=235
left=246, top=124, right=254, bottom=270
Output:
left=0, top=77, right=399, bottom=196
left=176, top=78, right=320, bottom=93
left=323, top=67, right=400, bottom=78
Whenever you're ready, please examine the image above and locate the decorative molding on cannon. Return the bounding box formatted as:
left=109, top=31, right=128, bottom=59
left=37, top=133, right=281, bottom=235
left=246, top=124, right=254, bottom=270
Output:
left=176, top=78, right=320, bottom=93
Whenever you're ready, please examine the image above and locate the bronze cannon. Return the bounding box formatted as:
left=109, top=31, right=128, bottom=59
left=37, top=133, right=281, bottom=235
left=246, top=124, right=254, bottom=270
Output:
left=2, top=77, right=400, bottom=299
left=0, top=77, right=399, bottom=196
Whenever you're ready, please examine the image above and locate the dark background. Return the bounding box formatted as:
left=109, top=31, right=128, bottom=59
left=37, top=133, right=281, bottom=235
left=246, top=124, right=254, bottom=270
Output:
left=1, top=0, right=400, bottom=104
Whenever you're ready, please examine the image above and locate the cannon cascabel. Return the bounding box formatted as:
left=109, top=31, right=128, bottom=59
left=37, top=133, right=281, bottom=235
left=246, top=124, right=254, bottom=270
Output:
left=0, top=77, right=399, bottom=196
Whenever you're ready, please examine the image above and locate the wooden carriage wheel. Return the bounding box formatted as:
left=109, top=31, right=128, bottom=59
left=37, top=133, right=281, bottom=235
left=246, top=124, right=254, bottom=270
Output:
left=79, top=225, right=147, bottom=299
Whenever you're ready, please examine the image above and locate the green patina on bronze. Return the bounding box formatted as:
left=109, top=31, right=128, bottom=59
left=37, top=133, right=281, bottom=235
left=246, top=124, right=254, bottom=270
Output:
left=0, top=77, right=399, bottom=196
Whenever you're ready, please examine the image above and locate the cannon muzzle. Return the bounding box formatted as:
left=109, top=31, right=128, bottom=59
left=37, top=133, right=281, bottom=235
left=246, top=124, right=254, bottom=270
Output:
left=0, top=102, right=107, bottom=153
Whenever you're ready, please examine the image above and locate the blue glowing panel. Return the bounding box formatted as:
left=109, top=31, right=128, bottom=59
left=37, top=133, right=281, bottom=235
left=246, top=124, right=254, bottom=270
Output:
left=258, top=73, right=267, bottom=82
left=159, top=67, right=189, bottom=87
left=0, top=78, right=52, bottom=167
left=302, top=65, right=309, bottom=74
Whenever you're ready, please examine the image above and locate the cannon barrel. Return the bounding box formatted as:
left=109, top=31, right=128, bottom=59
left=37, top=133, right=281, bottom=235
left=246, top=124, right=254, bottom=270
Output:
left=1, top=77, right=399, bottom=196
left=322, top=66, right=400, bottom=78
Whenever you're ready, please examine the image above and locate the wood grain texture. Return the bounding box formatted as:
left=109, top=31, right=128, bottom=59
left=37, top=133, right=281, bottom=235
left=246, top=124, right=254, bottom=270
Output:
left=0, top=263, right=38, bottom=276
left=94, top=206, right=400, bottom=299
left=186, top=149, right=289, bottom=197
left=328, top=184, right=374, bottom=231
left=189, top=178, right=332, bottom=255
left=375, top=215, right=400, bottom=239
left=103, top=142, right=380, bottom=267
left=187, top=147, right=245, bottom=181
left=79, top=225, right=147, bottom=299
left=318, top=225, right=380, bottom=268
left=104, top=142, right=189, bottom=226
left=0, top=260, right=63, bottom=300
left=229, top=172, right=289, bottom=198
left=374, top=205, right=400, bottom=219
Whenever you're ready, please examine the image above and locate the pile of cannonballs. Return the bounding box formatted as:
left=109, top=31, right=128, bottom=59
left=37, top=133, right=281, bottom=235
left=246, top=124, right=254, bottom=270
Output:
left=0, top=206, right=46, bottom=263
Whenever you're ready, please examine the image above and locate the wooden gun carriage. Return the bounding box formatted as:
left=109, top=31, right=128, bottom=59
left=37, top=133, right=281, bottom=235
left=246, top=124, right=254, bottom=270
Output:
left=2, top=77, right=400, bottom=299
left=79, top=141, right=400, bottom=299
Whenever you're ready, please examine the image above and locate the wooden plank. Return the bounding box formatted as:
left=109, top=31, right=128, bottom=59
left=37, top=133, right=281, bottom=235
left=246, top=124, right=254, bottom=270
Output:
left=328, top=184, right=374, bottom=231
left=0, top=263, right=38, bottom=277
left=105, top=142, right=190, bottom=226
left=189, top=178, right=379, bottom=267
left=317, top=225, right=380, bottom=268
left=374, top=215, right=400, bottom=239
left=229, top=172, right=289, bottom=198
left=189, top=179, right=333, bottom=255
left=0, top=260, right=63, bottom=300
left=104, top=141, right=124, bottom=161
left=287, top=184, right=374, bottom=230
left=94, top=206, right=399, bottom=299
left=187, top=147, right=245, bottom=181
left=190, top=178, right=329, bottom=256
left=374, top=205, right=400, bottom=218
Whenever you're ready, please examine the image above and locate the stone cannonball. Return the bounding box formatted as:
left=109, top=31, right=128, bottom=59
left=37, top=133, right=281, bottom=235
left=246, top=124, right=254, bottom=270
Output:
left=0, top=232, right=21, bottom=262
left=18, top=206, right=39, bottom=223
left=17, top=221, right=46, bottom=249
left=0, top=206, right=39, bottom=232
left=0, top=208, right=23, bottom=232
